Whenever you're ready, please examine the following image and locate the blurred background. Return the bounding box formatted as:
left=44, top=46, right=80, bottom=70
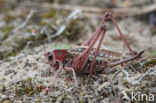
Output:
left=0, top=0, right=156, bottom=60
left=0, top=1, right=156, bottom=103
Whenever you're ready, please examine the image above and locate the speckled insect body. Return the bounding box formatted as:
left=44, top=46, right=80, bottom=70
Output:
left=63, top=46, right=121, bottom=74
left=44, top=11, right=144, bottom=92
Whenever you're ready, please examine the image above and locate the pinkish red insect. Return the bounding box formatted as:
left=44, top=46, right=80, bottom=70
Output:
left=44, top=11, right=144, bottom=92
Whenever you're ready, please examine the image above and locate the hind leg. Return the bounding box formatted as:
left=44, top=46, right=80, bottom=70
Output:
left=89, top=25, right=106, bottom=76
left=82, top=12, right=110, bottom=46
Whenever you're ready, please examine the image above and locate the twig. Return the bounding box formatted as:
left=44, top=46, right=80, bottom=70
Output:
left=11, top=10, right=36, bottom=34
left=121, top=66, right=156, bottom=85
left=27, top=3, right=156, bottom=18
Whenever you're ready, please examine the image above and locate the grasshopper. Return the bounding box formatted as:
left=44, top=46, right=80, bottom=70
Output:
left=44, top=11, right=144, bottom=91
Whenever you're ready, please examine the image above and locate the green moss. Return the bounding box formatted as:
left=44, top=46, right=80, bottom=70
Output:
left=41, top=9, right=57, bottom=18
left=142, top=58, right=156, bottom=71
left=80, top=92, right=85, bottom=103
left=1, top=26, right=14, bottom=39
left=14, top=78, right=43, bottom=97
left=152, top=50, right=156, bottom=56
left=64, top=19, right=86, bottom=41
left=2, top=100, right=13, bottom=103
left=1, top=84, right=6, bottom=92
left=56, top=95, right=64, bottom=102
left=1, top=43, right=25, bottom=60
left=3, top=15, right=15, bottom=23
left=1, top=33, right=40, bottom=60
left=40, top=21, right=47, bottom=26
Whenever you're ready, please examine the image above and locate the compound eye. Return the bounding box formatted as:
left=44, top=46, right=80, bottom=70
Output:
left=48, top=53, right=53, bottom=61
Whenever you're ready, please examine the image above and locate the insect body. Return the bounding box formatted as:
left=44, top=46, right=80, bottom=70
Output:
left=68, top=46, right=123, bottom=73
left=44, top=11, right=144, bottom=91
left=46, top=46, right=143, bottom=73
left=45, top=46, right=143, bottom=90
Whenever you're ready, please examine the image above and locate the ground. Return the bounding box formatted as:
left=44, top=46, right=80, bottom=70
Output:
left=0, top=0, right=156, bottom=103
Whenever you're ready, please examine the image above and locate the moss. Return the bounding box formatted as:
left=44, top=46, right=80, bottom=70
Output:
left=1, top=84, right=6, bottom=92
left=3, top=15, right=15, bottom=23
left=41, top=9, right=57, bottom=19
left=152, top=50, right=156, bottom=56
left=64, top=19, right=87, bottom=41
left=56, top=95, right=64, bottom=102
left=80, top=92, right=85, bottom=103
left=14, top=78, right=43, bottom=97
left=0, top=43, right=25, bottom=60
left=4, top=69, right=16, bottom=75
left=1, top=32, right=44, bottom=60
left=2, top=100, right=13, bottom=103
left=1, top=26, right=14, bottom=40
left=142, top=58, right=156, bottom=71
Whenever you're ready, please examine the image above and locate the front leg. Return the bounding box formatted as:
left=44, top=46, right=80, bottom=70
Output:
left=64, top=67, right=78, bottom=86
left=48, top=62, right=63, bottom=91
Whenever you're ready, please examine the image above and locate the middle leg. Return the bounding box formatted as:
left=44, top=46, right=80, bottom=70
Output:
left=64, top=67, right=78, bottom=86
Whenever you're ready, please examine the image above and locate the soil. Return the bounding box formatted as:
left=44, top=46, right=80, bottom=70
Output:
left=0, top=0, right=156, bottom=103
